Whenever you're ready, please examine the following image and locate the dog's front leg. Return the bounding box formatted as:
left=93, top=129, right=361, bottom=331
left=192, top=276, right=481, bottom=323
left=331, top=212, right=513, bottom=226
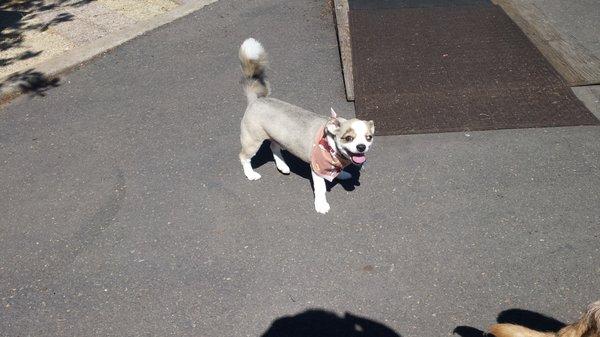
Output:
left=311, top=171, right=330, bottom=214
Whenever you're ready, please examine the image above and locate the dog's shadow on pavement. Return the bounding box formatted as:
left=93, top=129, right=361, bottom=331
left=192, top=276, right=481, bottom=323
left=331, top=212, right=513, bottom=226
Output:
left=453, top=308, right=566, bottom=337
left=260, top=309, right=401, bottom=337
left=251, top=141, right=361, bottom=191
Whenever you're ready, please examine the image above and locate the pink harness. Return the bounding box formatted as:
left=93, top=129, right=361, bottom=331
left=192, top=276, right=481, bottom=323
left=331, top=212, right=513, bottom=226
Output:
left=310, top=124, right=351, bottom=182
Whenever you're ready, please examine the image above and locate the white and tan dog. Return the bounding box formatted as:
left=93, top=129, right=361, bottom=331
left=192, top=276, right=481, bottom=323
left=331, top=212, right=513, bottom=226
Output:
left=238, top=38, right=374, bottom=214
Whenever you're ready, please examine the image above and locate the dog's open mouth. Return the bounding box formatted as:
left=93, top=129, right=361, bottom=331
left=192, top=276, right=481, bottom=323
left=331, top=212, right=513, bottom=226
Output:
left=349, top=152, right=366, bottom=164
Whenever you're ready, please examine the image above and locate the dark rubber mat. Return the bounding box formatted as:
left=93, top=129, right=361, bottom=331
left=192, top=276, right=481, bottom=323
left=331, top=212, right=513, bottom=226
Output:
left=350, top=5, right=600, bottom=135
left=349, top=0, right=492, bottom=10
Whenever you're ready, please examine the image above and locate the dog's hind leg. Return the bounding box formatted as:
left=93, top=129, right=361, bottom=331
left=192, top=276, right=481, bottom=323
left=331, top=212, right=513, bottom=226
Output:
left=240, top=125, right=265, bottom=181
left=270, top=142, right=290, bottom=174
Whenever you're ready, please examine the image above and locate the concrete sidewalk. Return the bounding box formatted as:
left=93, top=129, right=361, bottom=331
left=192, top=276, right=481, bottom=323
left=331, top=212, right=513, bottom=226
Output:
left=0, top=0, right=179, bottom=79
left=0, top=0, right=599, bottom=336
left=530, top=0, right=600, bottom=58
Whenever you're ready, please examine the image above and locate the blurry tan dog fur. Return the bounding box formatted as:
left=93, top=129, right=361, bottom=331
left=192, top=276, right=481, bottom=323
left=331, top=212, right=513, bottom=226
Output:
left=490, top=301, right=600, bottom=337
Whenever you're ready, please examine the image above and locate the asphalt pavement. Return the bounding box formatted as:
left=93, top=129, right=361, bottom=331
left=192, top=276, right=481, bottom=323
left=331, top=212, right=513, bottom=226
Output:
left=1, top=0, right=599, bottom=336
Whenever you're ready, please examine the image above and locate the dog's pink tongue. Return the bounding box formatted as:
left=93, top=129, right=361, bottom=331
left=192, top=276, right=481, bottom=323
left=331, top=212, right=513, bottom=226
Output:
left=352, top=155, right=366, bottom=164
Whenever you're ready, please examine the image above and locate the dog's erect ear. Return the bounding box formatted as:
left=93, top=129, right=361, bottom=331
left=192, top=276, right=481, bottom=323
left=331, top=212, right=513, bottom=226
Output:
left=326, top=108, right=341, bottom=134
left=330, top=107, right=337, bottom=118
left=367, top=120, right=375, bottom=134
left=325, top=118, right=340, bottom=135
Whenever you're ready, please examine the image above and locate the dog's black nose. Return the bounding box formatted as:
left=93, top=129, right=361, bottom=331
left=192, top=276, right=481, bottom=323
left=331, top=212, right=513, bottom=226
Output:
left=356, top=144, right=366, bottom=152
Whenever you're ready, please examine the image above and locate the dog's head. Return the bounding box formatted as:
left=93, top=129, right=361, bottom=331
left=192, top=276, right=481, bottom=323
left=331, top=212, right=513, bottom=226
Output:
left=326, top=108, right=375, bottom=165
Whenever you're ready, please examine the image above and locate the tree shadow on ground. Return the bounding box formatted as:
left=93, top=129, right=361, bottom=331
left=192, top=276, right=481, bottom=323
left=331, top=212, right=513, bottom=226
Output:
left=454, top=308, right=566, bottom=337
left=260, top=309, right=401, bottom=337
left=251, top=140, right=361, bottom=192
left=0, top=0, right=95, bottom=94
left=0, top=69, right=60, bottom=98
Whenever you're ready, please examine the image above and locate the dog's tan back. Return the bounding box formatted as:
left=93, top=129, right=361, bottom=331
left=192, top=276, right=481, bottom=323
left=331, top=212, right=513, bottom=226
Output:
left=490, top=324, right=555, bottom=337
left=490, top=301, right=600, bottom=337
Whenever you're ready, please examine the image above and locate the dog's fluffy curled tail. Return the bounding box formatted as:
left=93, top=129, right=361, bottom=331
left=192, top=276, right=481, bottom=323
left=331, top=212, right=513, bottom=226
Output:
left=239, top=38, right=269, bottom=102
left=489, top=301, right=600, bottom=337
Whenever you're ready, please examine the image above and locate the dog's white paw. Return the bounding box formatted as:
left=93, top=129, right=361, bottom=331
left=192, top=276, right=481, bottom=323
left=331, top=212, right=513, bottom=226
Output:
left=336, top=170, right=352, bottom=180
left=245, top=171, right=262, bottom=181
left=276, top=164, right=290, bottom=174
left=314, top=200, right=330, bottom=214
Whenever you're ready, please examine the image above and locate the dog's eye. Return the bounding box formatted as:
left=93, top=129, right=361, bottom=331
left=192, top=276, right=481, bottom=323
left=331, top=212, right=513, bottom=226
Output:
left=344, top=136, right=354, bottom=142
left=366, top=135, right=373, bottom=141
